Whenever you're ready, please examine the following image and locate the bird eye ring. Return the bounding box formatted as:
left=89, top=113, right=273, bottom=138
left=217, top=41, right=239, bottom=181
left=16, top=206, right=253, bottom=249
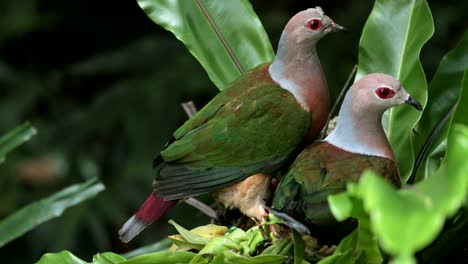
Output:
left=375, top=87, right=395, bottom=99
left=306, top=19, right=322, bottom=30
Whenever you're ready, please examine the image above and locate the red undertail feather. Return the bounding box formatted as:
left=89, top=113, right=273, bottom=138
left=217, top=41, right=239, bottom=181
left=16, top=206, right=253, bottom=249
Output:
left=118, top=192, right=177, bottom=243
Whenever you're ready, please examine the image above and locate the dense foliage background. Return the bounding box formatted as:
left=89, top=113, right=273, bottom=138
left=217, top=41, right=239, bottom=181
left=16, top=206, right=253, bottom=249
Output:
left=0, top=0, right=466, bottom=263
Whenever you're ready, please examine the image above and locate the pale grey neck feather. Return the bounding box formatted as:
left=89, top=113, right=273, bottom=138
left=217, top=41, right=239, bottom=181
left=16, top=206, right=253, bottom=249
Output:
left=324, top=94, right=392, bottom=159
left=268, top=32, right=320, bottom=111
left=269, top=62, right=309, bottom=110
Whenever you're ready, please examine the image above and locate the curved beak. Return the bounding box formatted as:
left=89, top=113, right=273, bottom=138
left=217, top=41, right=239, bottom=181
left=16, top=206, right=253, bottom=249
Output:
left=331, top=22, right=347, bottom=32
left=405, top=96, right=422, bottom=111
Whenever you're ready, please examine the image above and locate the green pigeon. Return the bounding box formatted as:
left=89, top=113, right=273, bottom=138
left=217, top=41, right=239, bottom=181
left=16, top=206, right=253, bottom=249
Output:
left=119, top=7, right=345, bottom=243
left=270, top=73, right=422, bottom=243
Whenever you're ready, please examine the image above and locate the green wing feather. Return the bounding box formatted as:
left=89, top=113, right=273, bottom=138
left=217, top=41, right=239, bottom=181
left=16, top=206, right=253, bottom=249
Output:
left=272, top=142, right=401, bottom=226
left=154, top=72, right=310, bottom=200
left=173, top=63, right=272, bottom=139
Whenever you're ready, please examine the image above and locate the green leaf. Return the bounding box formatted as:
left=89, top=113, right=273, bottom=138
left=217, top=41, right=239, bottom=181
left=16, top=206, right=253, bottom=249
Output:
left=136, top=0, right=274, bottom=90
left=0, top=177, right=105, bottom=247
left=37, top=251, right=127, bottom=264
left=197, top=236, right=239, bottom=256
left=36, top=250, right=198, bottom=264
left=0, top=122, right=37, bottom=164
left=415, top=132, right=468, bottom=224
left=261, top=238, right=292, bottom=256
left=93, top=253, right=126, bottom=264
left=121, top=239, right=172, bottom=259
left=225, top=228, right=249, bottom=244
left=245, top=226, right=265, bottom=255
left=333, top=173, right=435, bottom=263
left=292, top=230, right=305, bottom=264
left=121, top=251, right=197, bottom=264
left=221, top=250, right=285, bottom=264
left=168, top=220, right=210, bottom=249
left=368, top=175, right=442, bottom=259
left=412, top=31, right=468, bottom=181
left=451, top=70, right=468, bottom=127
left=324, top=196, right=382, bottom=264
left=169, top=238, right=201, bottom=251
left=356, top=0, right=434, bottom=181
left=36, top=251, right=87, bottom=264
left=328, top=193, right=354, bottom=222
left=415, top=70, right=468, bottom=220
left=168, top=222, right=228, bottom=251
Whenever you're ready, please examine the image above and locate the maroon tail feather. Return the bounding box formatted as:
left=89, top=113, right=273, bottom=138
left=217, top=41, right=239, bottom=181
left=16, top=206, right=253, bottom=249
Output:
left=119, top=192, right=177, bottom=243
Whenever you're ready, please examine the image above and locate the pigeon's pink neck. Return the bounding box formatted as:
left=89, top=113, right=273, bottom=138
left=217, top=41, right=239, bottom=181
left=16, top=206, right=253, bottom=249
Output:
left=269, top=31, right=329, bottom=139
left=324, top=93, right=395, bottom=160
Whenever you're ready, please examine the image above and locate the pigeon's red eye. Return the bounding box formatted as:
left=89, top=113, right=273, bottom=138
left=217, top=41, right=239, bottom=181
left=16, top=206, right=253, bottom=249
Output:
left=306, top=19, right=322, bottom=30
left=375, top=87, right=395, bottom=99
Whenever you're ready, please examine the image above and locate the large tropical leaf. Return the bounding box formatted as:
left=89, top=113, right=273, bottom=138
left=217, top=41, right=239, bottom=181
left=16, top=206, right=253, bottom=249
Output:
left=121, top=239, right=172, bottom=259
left=0, top=177, right=105, bottom=247
left=450, top=70, right=468, bottom=130
left=120, top=251, right=197, bottom=264
left=356, top=0, right=434, bottom=181
left=36, top=250, right=197, bottom=264
left=36, top=250, right=88, bottom=264
left=411, top=32, right=468, bottom=182
left=137, top=0, right=274, bottom=90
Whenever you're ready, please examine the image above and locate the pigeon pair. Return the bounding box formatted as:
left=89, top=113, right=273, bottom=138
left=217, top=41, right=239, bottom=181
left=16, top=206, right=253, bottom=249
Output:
left=119, top=7, right=422, bottom=243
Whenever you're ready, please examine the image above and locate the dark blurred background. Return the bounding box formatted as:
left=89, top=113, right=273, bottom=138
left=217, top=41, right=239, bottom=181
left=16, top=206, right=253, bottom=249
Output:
left=0, top=0, right=465, bottom=262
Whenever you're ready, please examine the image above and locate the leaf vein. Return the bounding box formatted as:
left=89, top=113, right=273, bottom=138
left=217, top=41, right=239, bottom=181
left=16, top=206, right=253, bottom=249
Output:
left=389, top=0, right=418, bottom=139
left=194, top=0, right=245, bottom=75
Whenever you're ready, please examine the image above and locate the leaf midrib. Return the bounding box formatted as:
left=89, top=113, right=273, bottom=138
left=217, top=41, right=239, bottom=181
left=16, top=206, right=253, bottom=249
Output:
left=194, top=0, right=245, bottom=75
left=387, top=0, right=417, bottom=139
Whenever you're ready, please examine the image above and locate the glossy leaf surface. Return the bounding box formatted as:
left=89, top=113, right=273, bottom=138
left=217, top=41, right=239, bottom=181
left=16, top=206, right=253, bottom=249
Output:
left=137, top=0, right=274, bottom=90
left=36, top=250, right=197, bottom=264
left=412, top=32, right=468, bottom=181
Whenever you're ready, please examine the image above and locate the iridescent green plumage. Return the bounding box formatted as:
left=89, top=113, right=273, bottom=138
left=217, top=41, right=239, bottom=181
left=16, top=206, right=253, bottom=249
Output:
left=272, top=142, right=401, bottom=241
left=154, top=64, right=310, bottom=200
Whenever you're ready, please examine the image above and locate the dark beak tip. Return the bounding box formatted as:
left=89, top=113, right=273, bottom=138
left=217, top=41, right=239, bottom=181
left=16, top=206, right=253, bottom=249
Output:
left=406, top=97, right=423, bottom=111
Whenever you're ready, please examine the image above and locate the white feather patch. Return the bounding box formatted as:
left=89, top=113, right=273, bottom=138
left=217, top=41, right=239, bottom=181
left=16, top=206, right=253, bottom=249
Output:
left=268, top=64, right=309, bottom=111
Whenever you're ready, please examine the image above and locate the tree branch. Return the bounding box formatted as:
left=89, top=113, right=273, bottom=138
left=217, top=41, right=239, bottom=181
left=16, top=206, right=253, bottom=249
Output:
left=180, top=101, right=218, bottom=220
